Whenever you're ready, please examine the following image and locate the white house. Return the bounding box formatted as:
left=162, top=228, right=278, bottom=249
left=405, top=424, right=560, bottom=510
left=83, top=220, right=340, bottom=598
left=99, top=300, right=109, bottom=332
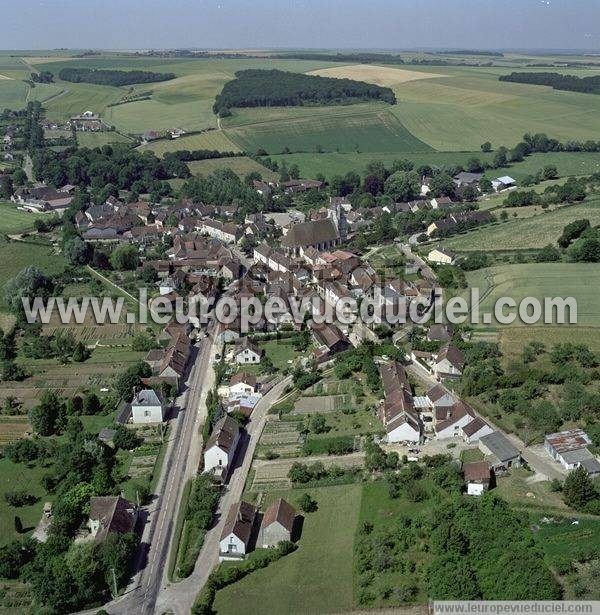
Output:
left=433, top=344, right=465, bottom=379
left=228, top=372, right=258, bottom=396
left=233, top=338, right=262, bottom=364
left=426, top=385, right=455, bottom=409
left=461, top=417, right=494, bottom=444
left=131, top=389, right=166, bottom=424
left=464, top=461, right=491, bottom=496
left=435, top=401, right=475, bottom=440
left=386, top=410, right=421, bottom=443
left=203, top=415, right=241, bottom=479
left=427, top=248, right=456, bottom=266
left=219, top=500, right=258, bottom=560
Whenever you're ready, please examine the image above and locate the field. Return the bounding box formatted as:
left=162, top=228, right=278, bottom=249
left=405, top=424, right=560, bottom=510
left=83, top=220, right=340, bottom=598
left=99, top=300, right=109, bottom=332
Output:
left=0, top=204, right=47, bottom=234
left=443, top=197, right=600, bottom=252
left=222, top=103, right=432, bottom=154
left=307, top=64, right=446, bottom=86
left=137, top=130, right=242, bottom=155
left=186, top=156, right=278, bottom=181
left=75, top=131, right=133, bottom=148
left=0, top=239, right=65, bottom=288
left=213, top=484, right=362, bottom=615
left=464, top=262, right=600, bottom=329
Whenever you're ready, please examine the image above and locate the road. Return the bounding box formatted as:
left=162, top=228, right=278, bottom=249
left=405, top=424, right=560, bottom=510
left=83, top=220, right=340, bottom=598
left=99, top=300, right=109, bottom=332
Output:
left=95, top=332, right=217, bottom=615
left=154, top=375, right=292, bottom=615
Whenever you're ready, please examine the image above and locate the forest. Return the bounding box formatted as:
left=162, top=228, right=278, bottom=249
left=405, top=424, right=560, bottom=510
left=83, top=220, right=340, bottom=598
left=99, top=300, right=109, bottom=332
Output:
left=58, top=67, right=176, bottom=86
left=499, top=72, right=600, bottom=94
left=213, top=69, right=397, bottom=115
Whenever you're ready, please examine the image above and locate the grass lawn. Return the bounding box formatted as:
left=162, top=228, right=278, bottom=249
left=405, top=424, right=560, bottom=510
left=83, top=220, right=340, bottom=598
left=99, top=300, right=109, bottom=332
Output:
left=137, top=130, right=242, bottom=155
left=0, top=457, right=52, bottom=546
left=0, top=239, right=65, bottom=288
left=0, top=203, right=47, bottom=234
left=187, top=156, right=278, bottom=181
left=460, top=448, right=484, bottom=463
left=463, top=262, right=600, bottom=328
left=76, top=131, right=133, bottom=148
left=309, top=409, right=383, bottom=439
left=260, top=339, right=302, bottom=371
left=535, top=517, right=600, bottom=562
left=212, top=484, right=362, bottom=615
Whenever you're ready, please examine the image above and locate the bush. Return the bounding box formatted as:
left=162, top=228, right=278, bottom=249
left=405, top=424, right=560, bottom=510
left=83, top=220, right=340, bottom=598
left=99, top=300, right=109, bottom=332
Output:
left=297, top=493, right=318, bottom=513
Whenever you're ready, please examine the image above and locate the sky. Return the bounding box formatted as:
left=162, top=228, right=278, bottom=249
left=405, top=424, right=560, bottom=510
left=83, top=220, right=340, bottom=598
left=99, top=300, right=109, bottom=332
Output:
left=4, top=0, right=600, bottom=51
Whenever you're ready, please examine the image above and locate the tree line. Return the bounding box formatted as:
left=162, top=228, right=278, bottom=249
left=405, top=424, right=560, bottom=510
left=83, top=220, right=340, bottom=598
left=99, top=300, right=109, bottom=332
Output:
left=499, top=72, right=600, bottom=95
left=58, top=67, right=176, bottom=87
left=213, top=69, right=397, bottom=116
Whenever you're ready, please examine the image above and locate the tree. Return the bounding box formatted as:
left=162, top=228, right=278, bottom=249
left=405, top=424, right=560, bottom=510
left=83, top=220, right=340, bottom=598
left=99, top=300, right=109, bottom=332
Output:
left=309, top=413, right=327, bottom=434
left=466, top=157, right=483, bottom=173
left=297, top=493, right=318, bottom=513
left=4, top=266, right=53, bottom=319
left=563, top=466, right=598, bottom=510
left=115, top=362, right=151, bottom=400
left=14, top=515, right=23, bottom=534
left=492, top=149, right=508, bottom=168
left=113, top=425, right=141, bottom=450
left=383, top=171, right=420, bottom=202
left=63, top=237, right=91, bottom=266
left=481, top=141, right=492, bottom=153
left=110, top=244, right=139, bottom=271
left=72, top=342, right=90, bottom=363
left=28, top=391, right=63, bottom=436
left=428, top=173, right=455, bottom=197
left=480, top=178, right=493, bottom=192
left=288, top=462, right=311, bottom=483
left=83, top=392, right=101, bottom=415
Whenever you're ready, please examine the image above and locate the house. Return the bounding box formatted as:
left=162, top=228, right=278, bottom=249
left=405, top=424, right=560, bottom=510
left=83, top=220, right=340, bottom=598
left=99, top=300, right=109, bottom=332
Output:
left=309, top=321, right=350, bottom=360
left=544, top=429, right=600, bottom=475
left=385, top=408, right=422, bottom=444
left=260, top=498, right=296, bottom=547
left=433, top=344, right=465, bottom=379
left=131, top=389, right=166, bottom=424
left=87, top=496, right=138, bottom=543
left=229, top=372, right=258, bottom=396
left=426, top=384, right=455, bottom=409
left=233, top=338, right=262, bottom=364
left=492, top=176, right=516, bottom=192
left=430, top=196, right=454, bottom=210
left=463, top=461, right=491, bottom=496
left=478, top=431, right=521, bottom=474
left=461, top=417, right=494, bottom=444
left=435, top=401, right=475, bottom=440
left=454, top=171, right=483, bottom=187
left=219, top=500, right=258, bottom=560
left=427, top=248, right=457, bottom=266
left=203, top=415, right=241, bottom=479
left=427, top=324, right=454, bottom=342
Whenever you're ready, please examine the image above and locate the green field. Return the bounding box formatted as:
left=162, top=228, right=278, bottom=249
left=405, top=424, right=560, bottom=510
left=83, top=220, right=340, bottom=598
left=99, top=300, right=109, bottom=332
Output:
left=138, top=130, right=242, bottom=155
left=76, top=131, right=133, bottom=148
left=0, top=204, right=47, bottom=234
left=222, top=103, right=432, bottom=154
left=465, top=262, right=600, bottom=328
left=443, top=197, right=600, bottom=252
left=187, top=156, right=278, bottom=181
left=213, top=485, right=361, bottom=615
left=0, top=240, right=66, bottom=287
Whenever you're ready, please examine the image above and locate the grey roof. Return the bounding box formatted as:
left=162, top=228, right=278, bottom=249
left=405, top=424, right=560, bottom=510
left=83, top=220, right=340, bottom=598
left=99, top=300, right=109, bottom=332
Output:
left=480, top=431, right=520, bottom=462
left=132, top=389, right=163, bottom=407
left=280, top=218, right=339, bottom=249
left=561, top=448, right=594, bottom=465
left=581, top=457, right=600, bottom=475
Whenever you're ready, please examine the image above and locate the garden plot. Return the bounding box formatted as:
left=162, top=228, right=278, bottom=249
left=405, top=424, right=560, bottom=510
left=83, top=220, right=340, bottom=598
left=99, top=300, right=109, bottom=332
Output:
left=0, top=416, right=31, bottom=444
left=258, top=419, right=302, bottom=457
left=127, top=455, right=158, bottom=479
left=292, top=394, right=355, bottom=414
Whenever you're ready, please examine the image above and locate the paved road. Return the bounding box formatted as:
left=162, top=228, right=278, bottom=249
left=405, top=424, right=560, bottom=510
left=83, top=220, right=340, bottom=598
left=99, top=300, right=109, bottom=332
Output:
left=95, top=333, right=216, bottom=615
left=154, top=375, right=293, bottom=615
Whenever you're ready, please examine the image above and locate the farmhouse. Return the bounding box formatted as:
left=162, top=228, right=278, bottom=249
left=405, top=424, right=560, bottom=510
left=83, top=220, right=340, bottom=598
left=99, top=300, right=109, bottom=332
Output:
left=478, top=431, right=521, bottom=474
left=12, top=186, right=74, bottom=214
left=461, top=416, right=494, bottom=444
left=454, top=171, right=483, bottom=187
left=204, top=415, right=241, bottom=480
left=427, top=247, right=457, bottom=266
left=131, top=389, right=166, bottom=424
left=463, top=461, right=491, bottom=496
left=426, top=384, right=455, bottom=409
left=219, top=500, right=258, bottom=560
left=427, top=324, right=454, bottom=342
left=433, top=344, right=465, bottom=379
left=434, top=400, right=475, bottom=440
left=430, top=196, right=454, bottom=210
left=87, top=496, right=138, bottom=543
left=228, top=372, right=258, bottom=396
left=260, top=498, right=296, bottom=548
left=544, top=429, right=600, bottom=475
left=309, top=321, right=350, bottom=360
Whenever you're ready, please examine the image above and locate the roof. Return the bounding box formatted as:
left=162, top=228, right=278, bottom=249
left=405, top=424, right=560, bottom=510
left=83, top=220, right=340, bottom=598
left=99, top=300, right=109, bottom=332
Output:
left=462, top=416, right=490, bottom=437
left=427, top=384, right=453, bottom=404
left=220, top=500, right=257, bottom=545
left=480, top=431, right=520, bottom=462
left=262, top=498, right=296, bottom=532
left=463, top=461, right=490, bottom=482
left=380, top=362, right=412, bottom=397
left=545, top=429, right=591, bottom=454
left=280, top=218, right=339, bottom=249
left=581, top=457, right=600, bottom=475
left=89, top=496, right=136, bottom=542
left=205, top=415, right=240, bottom=454
left=234, top=337, right=261, bottom=357
left=309, top=321, right=347, bottom=349
left=496, top=176, right=516, bottom=184
left=132, top=389, right=163, bottom=407
left=435, top=401, right=474, bottom=433
left=436, top=344, right=466, bottom=370
left=560, top=448, right=594, bottom=465
left=230, top=371, right=257, bottom=388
